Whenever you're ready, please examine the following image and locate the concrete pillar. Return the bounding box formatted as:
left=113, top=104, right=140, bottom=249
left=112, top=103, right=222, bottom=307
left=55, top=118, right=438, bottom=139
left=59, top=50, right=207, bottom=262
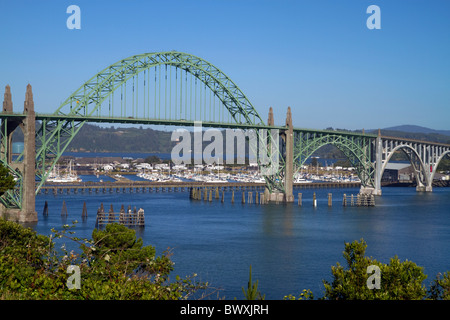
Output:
left=264, top=106, right=294, bottom=203
left=373, top=129, right=383, bottom=196
left=1, top=85, right=17, bottom=164
left=20, top=84, right=37, bottom=222
left=3, top=85, right=13, bottom=112
left=264, top=107, right=274, bottom=197
left=416, top=184, right=433, bottom=192
left=284, top=107, right=294, bottom=202
left=0, top=85, right=37, bottom=222
left=267, top=106, right=274, bottom=127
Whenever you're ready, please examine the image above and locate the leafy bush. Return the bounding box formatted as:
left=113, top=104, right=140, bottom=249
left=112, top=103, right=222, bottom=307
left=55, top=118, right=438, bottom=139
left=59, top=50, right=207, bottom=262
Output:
left=0, top=219, right=206, bottom=300
left=322, top=239, right=427, bottom=300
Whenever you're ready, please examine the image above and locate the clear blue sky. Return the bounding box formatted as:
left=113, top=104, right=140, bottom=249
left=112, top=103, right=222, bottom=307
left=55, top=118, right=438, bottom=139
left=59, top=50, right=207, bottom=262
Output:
left=1, top=0, right=449, bottom=130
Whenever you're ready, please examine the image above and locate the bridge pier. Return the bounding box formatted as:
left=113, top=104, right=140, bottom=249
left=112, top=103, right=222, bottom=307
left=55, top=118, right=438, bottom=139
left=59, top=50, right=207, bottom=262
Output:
left=359, top=186, right=377, bottom=195
left=0, top=85, right=37, bottom=222
left=416, top=185, right=433, bottom=192
left=373, top=130, right=383, bottom=196
left=264, top=107, right=295, bottom=203
left=283, top=107, right=294, bottom=202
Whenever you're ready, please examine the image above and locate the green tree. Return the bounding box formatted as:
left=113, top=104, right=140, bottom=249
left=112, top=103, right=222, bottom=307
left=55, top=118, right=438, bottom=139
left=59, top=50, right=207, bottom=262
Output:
left=0, top=163, right=15, bottom=196
left=144, top=155, right=161, bottom=164
left=242, top=265, right=265, bottom=300
left=283, top=289, right=314, bottom=300
left=322, top=239, right=427, bottom=300
left=88, top=223, right=175, bottom=279
left=0, top=220, right=206, bottom=300
left=437, top=156, right=450, bottom=171
left=428, top=272, right=450, bottom=300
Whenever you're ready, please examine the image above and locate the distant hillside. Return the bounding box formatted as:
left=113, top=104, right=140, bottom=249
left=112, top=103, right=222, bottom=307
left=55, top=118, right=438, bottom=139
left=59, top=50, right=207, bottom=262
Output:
left=9, top=122, right=449, bottom=154
left=367, top=125, right=450, bottom=144
left=68, top=124, right=176, bottom=153
left=381, top=125, right=450, bottom=137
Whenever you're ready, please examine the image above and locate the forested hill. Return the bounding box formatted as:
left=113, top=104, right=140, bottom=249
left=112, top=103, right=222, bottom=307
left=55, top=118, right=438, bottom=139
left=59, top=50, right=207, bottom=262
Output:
left=10, top=123, right=450, bottom=154
left=68, top=124, right=176, bottom=153
left=372, top=129, right=450, bottom=144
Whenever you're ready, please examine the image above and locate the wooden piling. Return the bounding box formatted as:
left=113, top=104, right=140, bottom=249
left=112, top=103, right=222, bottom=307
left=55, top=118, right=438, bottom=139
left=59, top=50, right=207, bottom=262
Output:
left=298, top=193, right=302, bottom=206
left=81, top=201, right=87, bottom=219
left=43, top=200, right=49, bottom=217
left=137, top=208, right=145, bottom=226
left=119, top=204, right=125, bottom=224
left=61, top=200, right=68, bottom=217
left=95, top=203, right=145, bottom=227
left=313, top=192, right=317, bottom=207
left=108, top=204, right=114, bottom=223
left=328, top=193, right=332, bottom=207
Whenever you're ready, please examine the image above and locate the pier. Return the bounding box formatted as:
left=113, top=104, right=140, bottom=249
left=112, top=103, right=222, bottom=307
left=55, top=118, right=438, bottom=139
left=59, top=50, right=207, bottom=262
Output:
left=38, top=180, right=362, bottom=196
left=95, top=203, right=145, bottom=228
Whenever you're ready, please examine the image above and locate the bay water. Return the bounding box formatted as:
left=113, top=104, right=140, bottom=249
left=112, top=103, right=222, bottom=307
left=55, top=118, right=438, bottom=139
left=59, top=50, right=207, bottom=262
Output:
left=28, top=179, right=450, bottom=300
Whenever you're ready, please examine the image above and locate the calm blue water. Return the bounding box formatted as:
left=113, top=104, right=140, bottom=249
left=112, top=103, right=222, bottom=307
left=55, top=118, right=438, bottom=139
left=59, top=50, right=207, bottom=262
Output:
left=29, top=184, right=450, bottom=300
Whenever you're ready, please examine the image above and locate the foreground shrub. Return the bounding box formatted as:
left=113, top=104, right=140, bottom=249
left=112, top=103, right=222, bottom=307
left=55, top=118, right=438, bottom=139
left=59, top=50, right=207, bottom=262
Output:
left=322, top=239, right=427, bottom=300
left=0, top=219, right=206, bottom=300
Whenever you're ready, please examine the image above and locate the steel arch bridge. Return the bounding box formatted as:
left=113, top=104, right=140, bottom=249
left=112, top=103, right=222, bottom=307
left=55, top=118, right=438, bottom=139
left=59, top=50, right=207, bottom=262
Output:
left=293, top=130, right=375, bottom=188
left=34, top=51, right=273, bottom=191
left=1, top=51, right=450, bottom=222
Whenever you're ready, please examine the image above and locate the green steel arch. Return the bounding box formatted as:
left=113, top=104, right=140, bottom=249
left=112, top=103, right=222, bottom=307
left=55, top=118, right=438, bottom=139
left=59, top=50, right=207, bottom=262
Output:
left=293, top=132, right=376, bottom=188
left=34, top=52, right=269, bottom=192
left=57, top=51, right=264, bottom=124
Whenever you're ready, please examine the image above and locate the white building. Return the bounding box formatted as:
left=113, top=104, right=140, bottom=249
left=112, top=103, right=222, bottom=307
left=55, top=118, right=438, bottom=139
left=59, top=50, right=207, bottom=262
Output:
left=119, top=163, right=130, bottom=169
left=102, top=164, right=114, bottom=171
left=136, top=163, right=152, bottom=170
left=155, top=163, right=169, bottom=170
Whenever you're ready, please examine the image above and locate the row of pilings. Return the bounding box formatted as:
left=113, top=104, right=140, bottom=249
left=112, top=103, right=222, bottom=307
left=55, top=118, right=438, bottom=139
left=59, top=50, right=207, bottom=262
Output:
left=95, top=203, right=145, bottom=228
left=42, top=200, right=146, bottom=226
left=189, top=187, right=375, bottom=207
left=189, top=186, right=267, bottom=204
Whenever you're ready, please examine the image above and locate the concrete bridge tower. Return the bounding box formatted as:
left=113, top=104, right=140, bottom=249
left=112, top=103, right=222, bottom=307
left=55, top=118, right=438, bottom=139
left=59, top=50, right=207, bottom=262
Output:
left=283, top=107, right=294, bottom=202
left=264, top=106, right=294, bottom=203
left=0, top=85, right=37, bottom=222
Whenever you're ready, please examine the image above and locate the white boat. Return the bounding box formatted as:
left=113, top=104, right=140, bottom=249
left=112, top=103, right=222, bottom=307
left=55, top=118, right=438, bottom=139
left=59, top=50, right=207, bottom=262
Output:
left=209, top=179, right=228, bottom=183
left=47, top=160, right=81, bottom=183
left=295, top=178, right=313, bottom=183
